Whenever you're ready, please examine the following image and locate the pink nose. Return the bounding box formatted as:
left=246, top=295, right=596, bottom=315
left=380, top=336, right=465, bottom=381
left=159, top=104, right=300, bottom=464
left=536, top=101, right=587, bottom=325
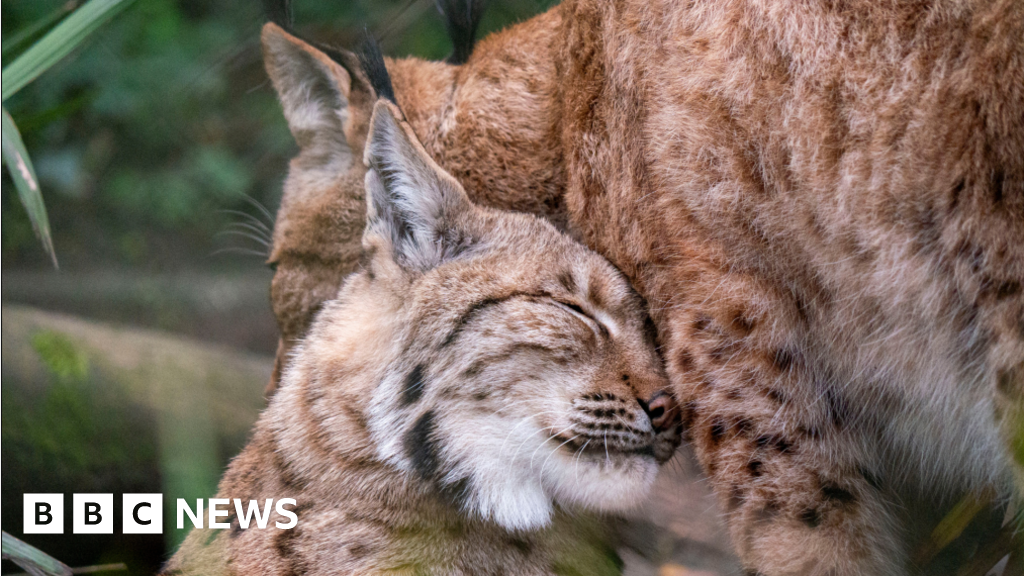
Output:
left=640, top=391, right=679, bottom=432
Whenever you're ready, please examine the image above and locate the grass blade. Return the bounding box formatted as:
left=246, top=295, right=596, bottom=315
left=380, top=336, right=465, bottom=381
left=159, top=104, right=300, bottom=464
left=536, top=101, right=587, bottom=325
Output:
left=1, top=0, right=137, bottom=101
left=2, top=107, right=57, bottom=267
left=1, top=531, right=73, bottom=576
left=1, top=1, right=83, bottom=61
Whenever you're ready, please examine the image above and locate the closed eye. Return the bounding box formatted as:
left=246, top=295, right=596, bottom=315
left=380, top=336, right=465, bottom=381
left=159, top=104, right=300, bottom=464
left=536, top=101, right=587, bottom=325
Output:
left=552, top=300, right=609, bottom=338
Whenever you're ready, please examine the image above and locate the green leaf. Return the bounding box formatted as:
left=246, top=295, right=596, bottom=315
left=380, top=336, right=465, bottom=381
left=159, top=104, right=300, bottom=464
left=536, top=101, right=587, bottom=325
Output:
left=1, top=1, right=83, bottom=62
left=914, top=490, right=993, bottom=566
left=1, top=107, right=57, bottom=267
left=1, top=531, right=73, bottom=576
left=1, top=0, right=137, bottom=102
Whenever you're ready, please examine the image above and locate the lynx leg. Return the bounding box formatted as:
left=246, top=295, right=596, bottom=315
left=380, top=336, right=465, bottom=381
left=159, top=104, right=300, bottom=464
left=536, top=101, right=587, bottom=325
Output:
left=663, top=281, right=908, bottom=575
left=695, top=409, right=906, bottom=576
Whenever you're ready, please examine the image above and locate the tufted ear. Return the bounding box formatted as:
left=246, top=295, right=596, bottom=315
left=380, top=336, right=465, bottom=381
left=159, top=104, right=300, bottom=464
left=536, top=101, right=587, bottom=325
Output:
left=261, top=23, right=358, bottom=173
left=362, top=101, right=474, bottom=271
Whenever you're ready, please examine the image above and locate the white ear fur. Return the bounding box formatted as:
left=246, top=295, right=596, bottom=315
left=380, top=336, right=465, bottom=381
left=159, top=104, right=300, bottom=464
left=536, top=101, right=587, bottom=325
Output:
left=262, top=23, right=353, bottom=172
left=362, top=101, right=473, bottom=270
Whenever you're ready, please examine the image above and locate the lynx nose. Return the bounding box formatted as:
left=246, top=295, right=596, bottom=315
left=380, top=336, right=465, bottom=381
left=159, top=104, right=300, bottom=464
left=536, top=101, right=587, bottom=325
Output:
left=639, top=391, right=679, bottom=433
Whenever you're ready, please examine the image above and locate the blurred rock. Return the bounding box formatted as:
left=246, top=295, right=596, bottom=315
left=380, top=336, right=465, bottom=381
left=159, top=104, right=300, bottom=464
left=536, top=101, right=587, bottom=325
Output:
left=2, top=304, right=270, bottom=573
left=1, top=270, right=278, bottom=354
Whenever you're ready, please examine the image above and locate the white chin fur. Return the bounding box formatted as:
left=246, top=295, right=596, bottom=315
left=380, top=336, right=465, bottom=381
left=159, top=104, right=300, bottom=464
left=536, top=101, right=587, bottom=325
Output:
left=451, top=418, right=658, bottom=531
left=543, top=450, right=658, bottom=513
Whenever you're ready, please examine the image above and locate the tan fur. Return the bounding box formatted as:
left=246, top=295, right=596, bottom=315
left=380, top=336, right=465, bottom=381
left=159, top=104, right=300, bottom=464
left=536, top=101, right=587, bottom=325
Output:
left=164, top=101, right=682, bottom=576
left=260, top=2, right=1024, bottom=573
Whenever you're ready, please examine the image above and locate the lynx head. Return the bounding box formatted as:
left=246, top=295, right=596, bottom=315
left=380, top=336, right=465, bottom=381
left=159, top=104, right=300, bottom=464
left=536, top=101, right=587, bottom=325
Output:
left=289, top=99, right=682, bottom=531
left=260, top=20, right=564, bottom=394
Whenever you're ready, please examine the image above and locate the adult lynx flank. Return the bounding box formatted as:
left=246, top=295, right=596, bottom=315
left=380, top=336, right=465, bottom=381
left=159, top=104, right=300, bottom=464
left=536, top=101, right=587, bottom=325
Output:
left=161, top=99, right=683, bottom=576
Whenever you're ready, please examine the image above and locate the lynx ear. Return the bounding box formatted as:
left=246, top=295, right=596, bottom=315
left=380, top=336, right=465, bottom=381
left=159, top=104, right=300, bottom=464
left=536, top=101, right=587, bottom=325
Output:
left=363, top=101, right=474, bottom=271
left=261, top=23, right=355, bottom=172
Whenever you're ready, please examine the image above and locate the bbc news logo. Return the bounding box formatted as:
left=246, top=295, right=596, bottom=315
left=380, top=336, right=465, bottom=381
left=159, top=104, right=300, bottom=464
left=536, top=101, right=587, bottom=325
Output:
left=24, top=494, right=297, bottom=534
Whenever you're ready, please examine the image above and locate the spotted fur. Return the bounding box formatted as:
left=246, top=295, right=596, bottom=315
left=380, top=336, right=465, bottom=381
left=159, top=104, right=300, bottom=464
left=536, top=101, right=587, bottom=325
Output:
left=162, top=101, right=682, bottom=576
left=258, top=1, right=1023, bottom=573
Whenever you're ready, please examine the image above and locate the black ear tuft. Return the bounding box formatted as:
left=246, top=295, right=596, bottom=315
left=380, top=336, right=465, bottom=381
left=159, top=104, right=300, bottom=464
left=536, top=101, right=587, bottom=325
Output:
left=263, top=0, right=293, bottom=30
left=435, top=0, right=486, bottom=65
left=262, top=2, right=359, bottom=74
left=358, top=30, right=398, bottom=104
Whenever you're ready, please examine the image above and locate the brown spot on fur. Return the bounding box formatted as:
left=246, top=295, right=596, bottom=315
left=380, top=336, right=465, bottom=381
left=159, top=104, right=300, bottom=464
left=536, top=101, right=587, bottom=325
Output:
left=709, top=340, right=740, bottom=362
left=273, top=523, right=307, bottom=576
left=765, top=387, right=788, bottom=405
left=800, top=507, right=822, bottom=528
left=823, top=387, right=851, bottom=429
left=692, top=314, right=713, bottom=334
left=949, top=178, right=965, bottom=212
left=709, top=418, right=727, bottom=445
left=271, top=441, right=309, bottom=491
left=401, top=363, right=427, bottom=405
left=772, top=348, right=795, bottom=372
left=462, top=361, right=485, bottom=377
left=677, top=349, right=695, bottom=371
left=821, top=483, right=857, bottom=506
left=991, top=168, right=1005, bottom=204
left=348, top=543, right=373, bottom=559
left=735, top=418, right=754, bottom=435
left=557, top=271, right=577, bottom=293
left=730, top=311, right=755, bottom=334
left=586, top=273, right=606, bottom=309
left=508, top=537, right=533, bottom=555
left=228, top=514, right=242, bottom=538
left=747, top=460, right=763, bottom=477
left=358, top=247, right=377, bottom=280
left=340, top=402, right=369, bottom=431
left=756, top=434, right=794, bottom=454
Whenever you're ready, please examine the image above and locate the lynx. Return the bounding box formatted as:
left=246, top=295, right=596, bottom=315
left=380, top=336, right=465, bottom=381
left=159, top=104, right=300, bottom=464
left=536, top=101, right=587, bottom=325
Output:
left=258, top=0, right=1024, bottom=573
left=162, top=97, right=683, bottom=576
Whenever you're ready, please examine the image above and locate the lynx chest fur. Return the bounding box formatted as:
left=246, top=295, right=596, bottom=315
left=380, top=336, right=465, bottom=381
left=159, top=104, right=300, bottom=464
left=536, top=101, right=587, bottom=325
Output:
left=161, top=99, right=682, bottom=576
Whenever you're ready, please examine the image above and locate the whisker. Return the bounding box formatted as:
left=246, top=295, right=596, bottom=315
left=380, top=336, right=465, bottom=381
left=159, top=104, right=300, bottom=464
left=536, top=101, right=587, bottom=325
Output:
left=220, top=224, right=272, bottom=246
left=538, top=434, right=581, bottom=477
left=209, top=247, right=270, bottom=259
left=492, top=398, right=546, bottom=415
left=496, top=411, right=567, bottom=461
left=507, top=419, right=569, bottom=466
left=527, top=423, right=577, bottom=467
left=218, top=209, right=272, bottom=234
left=214, top=229, right=271, bottom=249
left=239, top=193, right=276, bottom=226
left=573, top=440, right=591, bottom=489
left=223, top=219, right=272, bottom=242
left=221, top=218, right=272, bottom=238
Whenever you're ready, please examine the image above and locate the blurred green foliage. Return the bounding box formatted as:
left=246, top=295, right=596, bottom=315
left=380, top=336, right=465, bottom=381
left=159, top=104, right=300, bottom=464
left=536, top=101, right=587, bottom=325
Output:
left=31, top=330, right=89, bottom=381
left=1, top=0, right=556, bottom=271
